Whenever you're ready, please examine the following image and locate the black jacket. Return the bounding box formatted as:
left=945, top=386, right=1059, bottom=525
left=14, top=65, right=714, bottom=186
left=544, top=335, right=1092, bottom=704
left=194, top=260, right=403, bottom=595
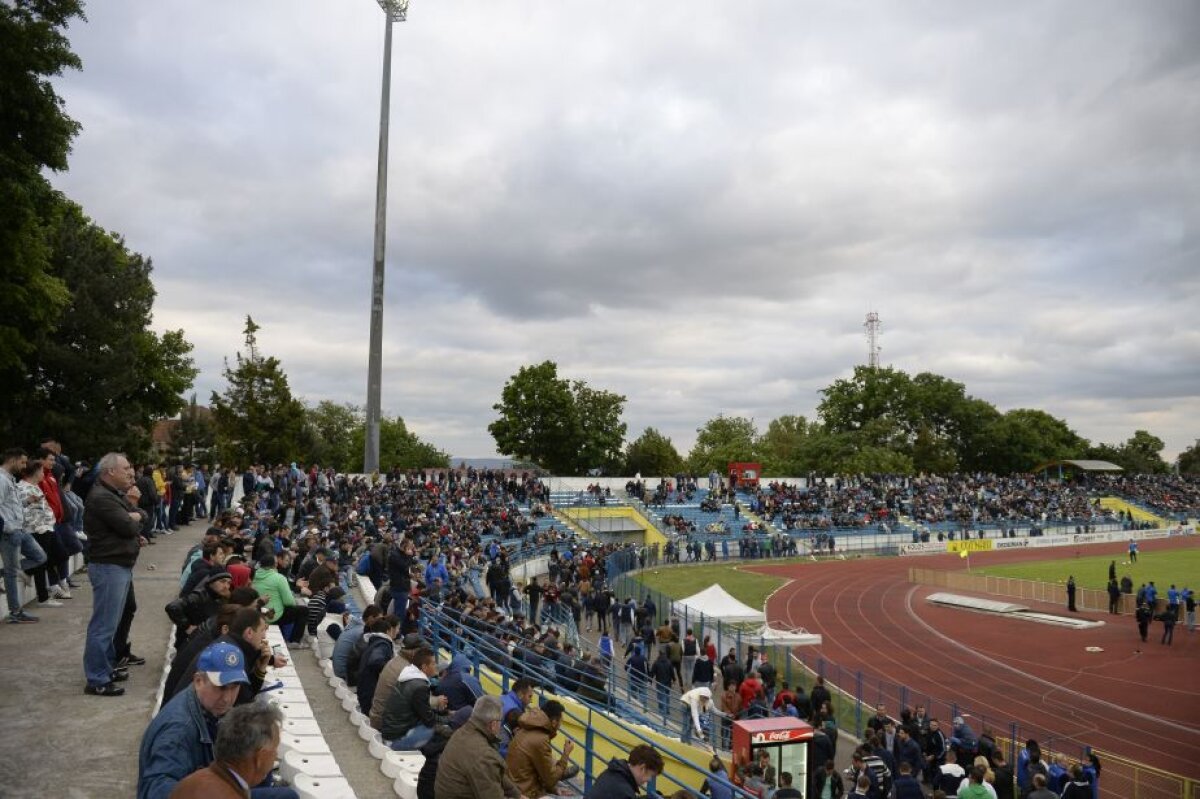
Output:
left=650, top=655, right=674, bottom=686
left=169, top=632, right=265, bottom=707
left=387, top=547, right=414, bottom=593
left=585, top=758, right=639, bottom=799
left=356, top=633, right=397, bottom=715
left=83, top=481, right=146, bottom=567
left=165, top=574, right=225, bottom=631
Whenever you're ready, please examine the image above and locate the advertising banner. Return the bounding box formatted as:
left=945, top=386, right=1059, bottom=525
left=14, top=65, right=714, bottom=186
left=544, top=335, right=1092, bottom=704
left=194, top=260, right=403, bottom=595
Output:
left=947, top=539, right=994, bottom=553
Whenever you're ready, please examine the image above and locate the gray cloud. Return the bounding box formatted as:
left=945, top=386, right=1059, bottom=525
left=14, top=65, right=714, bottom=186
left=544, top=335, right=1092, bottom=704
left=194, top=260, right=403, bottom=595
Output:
left=49, top=0, right=1200, bottom=460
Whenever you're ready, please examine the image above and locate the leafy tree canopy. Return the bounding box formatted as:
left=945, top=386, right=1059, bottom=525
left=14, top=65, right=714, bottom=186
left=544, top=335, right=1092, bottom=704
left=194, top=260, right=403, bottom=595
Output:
left=624, top=427, right=683, bottom=477
left=489, top=361, right=626, bottom=475
left=1, top=198, right=196, bottom=457
left=686, top=415, right=757, bottom=474
left=210, top=317, right=307, bottom=466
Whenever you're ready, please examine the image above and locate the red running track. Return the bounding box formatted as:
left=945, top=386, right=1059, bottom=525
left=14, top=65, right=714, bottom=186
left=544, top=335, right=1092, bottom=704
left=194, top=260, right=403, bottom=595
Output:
left=750, top=537, right=1200, bottom=778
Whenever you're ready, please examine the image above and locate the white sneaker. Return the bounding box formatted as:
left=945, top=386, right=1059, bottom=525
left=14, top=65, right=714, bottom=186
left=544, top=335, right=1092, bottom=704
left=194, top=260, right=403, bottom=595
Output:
left=53, top=586, right=72, bottom=599
left=38, top=599, right=64, bottom=608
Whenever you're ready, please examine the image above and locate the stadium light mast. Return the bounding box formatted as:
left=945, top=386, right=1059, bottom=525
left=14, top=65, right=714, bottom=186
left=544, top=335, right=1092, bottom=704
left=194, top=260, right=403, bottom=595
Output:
left=363, top=0, right=409, bottom=474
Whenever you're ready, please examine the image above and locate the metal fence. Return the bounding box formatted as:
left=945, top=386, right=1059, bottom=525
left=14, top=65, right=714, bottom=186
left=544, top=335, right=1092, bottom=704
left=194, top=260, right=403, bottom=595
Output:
left=908, top=568, right=1178, bottom=615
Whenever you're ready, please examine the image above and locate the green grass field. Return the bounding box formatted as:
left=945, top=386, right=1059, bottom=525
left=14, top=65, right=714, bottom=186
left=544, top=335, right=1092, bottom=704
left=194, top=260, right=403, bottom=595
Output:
left=632, top=562, right=789, bottom=607
left=975, top=548, right=1200, bottom=591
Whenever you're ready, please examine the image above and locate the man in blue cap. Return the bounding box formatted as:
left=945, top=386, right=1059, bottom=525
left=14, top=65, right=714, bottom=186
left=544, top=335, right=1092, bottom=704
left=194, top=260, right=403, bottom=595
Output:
left=138, top=641, right=295, bottom=799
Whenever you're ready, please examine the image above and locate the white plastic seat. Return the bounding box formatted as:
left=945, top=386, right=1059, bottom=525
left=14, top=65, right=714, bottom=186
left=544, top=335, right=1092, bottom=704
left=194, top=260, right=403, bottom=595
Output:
left=275, top=702, right=315, bottom=720
left=281, top=750, right=343, bottom=783
left=334, top=684, right=353, bottom=701
left=263, top=688, right=309, bottom=705
left=393, top=772, right=418, bottom=799
left=321, top=661, right=335, bottom=677
left=329, top=675, right=346, bottom=690
left=341, top=693, right=359, bottom=713
left=293, top=773, right=357, bottom=799
left=281, top=718, right=323, bottom=737
left=381, top=750, right=425, bottom=779
left=348, top=709, right=368, bottom=728
left=367, top=731, right=391, bottom=760
left=279, top=734, right=333, bottom=757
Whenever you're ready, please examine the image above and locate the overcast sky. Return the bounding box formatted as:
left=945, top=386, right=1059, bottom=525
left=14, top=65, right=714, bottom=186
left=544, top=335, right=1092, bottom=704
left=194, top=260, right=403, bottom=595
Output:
left=50, top=1, right=1199, bottom=462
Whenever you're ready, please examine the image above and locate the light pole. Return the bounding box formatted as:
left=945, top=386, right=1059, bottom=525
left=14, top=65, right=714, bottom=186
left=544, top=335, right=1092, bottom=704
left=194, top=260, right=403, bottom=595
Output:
left=363, top=0, right=409, bottom=474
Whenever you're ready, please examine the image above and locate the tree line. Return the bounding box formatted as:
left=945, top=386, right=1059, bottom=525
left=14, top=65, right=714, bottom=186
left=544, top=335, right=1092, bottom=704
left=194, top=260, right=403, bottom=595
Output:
left=490, top=362, right=1192, bottom=476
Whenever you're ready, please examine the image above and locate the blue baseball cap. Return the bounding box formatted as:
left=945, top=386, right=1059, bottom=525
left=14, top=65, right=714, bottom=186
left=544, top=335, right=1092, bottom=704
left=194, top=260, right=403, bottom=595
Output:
left=197, top=642, right=250, bottom=687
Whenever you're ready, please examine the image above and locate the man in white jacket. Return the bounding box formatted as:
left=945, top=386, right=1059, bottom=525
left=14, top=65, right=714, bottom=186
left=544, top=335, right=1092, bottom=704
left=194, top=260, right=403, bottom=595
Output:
left=680, top=685, right=713, bottom=746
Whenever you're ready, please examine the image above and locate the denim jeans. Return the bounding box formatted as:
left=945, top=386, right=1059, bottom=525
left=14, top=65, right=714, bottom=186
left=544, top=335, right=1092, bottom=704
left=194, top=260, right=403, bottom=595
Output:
left=1, top=529, right=47, bottom=613
left=390, top=723, right=435, bottom=751
left=83, top=562, right=133, bottom=686
left=391, top=591, right=410, bottom=621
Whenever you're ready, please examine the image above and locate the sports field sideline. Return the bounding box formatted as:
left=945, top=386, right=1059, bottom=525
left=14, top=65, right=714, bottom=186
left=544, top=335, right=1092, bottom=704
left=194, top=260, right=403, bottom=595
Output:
left=973, top=547, right=1200, bottom=591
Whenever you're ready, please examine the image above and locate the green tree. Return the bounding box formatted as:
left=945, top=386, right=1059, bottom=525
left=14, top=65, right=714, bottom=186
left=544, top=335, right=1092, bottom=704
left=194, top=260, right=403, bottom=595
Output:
left=0, top=0, right=82, bottom=375
left=303, top=400, right=362, bottom=471
left=981, top=408, right=1088, bottom=473
left=624, top=427, right=683, bottom=476
left=572, top=381, right=628, bottom=474
left=488, top=361, right=626, bottom=474
left=350, top=416, right=449, bottom=472
left=1089, top=430, right=1170, bottom=474
left=1177, top=440, right=1200, bottom=474
left=755, top=415, right=816, bottom=475
left=170, top=394, right=217, bottom=462
left=2, top=199, right=196, bottom=456
left=210, top=317, right=307, bottom=465
left=686, top=415, right=757, bottom=474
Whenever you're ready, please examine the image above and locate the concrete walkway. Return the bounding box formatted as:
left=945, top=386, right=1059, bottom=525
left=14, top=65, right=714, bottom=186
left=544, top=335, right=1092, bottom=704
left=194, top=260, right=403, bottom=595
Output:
left=0, top=523, right=399, bottom=798
left=0, top=523, right=199, bottom=797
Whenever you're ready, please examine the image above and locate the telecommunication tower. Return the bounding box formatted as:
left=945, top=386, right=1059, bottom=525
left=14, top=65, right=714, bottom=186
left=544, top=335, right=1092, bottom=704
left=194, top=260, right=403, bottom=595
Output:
left=864, top=311, right=881, bottom=369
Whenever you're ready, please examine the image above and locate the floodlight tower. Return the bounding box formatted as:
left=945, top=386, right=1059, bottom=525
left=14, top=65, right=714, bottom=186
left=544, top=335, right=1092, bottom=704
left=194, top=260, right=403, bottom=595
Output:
left=363, top=0, right=410, bottom=474
left=864, top=311, right=881, bottom=369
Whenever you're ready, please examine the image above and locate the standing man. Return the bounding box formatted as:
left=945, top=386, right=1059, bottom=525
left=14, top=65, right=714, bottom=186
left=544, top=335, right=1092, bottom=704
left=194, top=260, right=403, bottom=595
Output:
left=1128, top=538, right=1138, bottom=563
left=1066, top=576, right=1077, bottom=612
left=1107, top=578, right=1121, bottom=615
left=83, top=452, right=148, bottom=696
left=1, top=448, right=47, bottom=624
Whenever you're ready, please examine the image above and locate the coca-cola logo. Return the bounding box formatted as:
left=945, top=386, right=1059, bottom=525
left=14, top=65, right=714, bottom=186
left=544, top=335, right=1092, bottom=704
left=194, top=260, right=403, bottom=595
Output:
left=752, top=730, right=806, bottom=744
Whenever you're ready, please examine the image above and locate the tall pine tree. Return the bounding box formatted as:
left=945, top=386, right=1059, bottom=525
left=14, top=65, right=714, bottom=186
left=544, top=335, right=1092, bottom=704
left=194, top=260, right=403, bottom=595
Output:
left=210, top=317, right=306, bottom=465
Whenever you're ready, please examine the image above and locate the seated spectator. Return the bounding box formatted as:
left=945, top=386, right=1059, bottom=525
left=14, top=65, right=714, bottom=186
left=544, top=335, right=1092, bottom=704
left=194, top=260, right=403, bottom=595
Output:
left=583, top=744, right=664, bottom=799
left=701, top=756, right=736, bottom=799
left=356, top=615, right=401, bottom=715
left=1026, top=773, right=1058, bottom=799
left=252, top=554, right=304, bottom=643
left=169, top=702, right=293, bottom=799
left=506, top=699, right=579, bottom=798
left=381, top=647, right=447, bottom=750
left=165, top=570, right=232, bottom=650
left=304, top=584, right=345, bottom=638
left=439, top=653, right=484, bottom=712
left=168, top=607, right=285, bottom=707
left=893, top=761, right=923, bottom=799
left=937, top=749, right=967, bottom=795
left=160, top=589, right=261, bottom=706
left=369, top=632, right=426, bottom=730
left=436, top=695, right=519, bottom=799
left=499, top=678, right=535, bottom=723
left=332, top=603, right=383, bottom=681
left=138, top=642, right=247, bottom=799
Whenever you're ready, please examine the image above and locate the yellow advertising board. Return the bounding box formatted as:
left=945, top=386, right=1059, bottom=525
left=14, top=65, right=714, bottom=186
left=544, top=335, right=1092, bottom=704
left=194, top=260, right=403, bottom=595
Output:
left=947, top=538, right=993, bottom=553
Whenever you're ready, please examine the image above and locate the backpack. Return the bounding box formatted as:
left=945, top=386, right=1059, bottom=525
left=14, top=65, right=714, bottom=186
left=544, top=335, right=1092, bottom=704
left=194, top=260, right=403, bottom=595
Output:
left=356, top=551, right=372, bottom=576
left=683, top=638, right=698, bottom=656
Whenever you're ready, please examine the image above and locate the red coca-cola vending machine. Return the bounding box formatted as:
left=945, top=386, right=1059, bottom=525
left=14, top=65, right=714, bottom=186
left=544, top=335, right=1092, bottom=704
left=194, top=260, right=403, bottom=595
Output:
left=731, top=717, right=812, bottom=794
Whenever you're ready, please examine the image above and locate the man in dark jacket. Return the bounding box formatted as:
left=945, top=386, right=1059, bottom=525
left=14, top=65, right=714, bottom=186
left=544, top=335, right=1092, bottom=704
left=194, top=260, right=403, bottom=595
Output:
left=650, top=648, right=675, bottom=719
left=166, top=570, right=233, bottom=650
left=167, top=607, right=282, bottom=708
left=83, top=452, right=148, bottom=696
left=382, top=648, right=447, bottom=749
left=356, top=616, right=400, bottom=715
left=439, top=653, right=484, bottom=712
left=582, top=745, right=663, bottom=799
left=387, top=538, right=416, bottom=619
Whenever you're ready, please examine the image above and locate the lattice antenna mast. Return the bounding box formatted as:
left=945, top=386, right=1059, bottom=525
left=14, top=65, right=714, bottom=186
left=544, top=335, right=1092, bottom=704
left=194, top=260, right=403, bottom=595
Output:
left=864, top=311, right=881, bottom=369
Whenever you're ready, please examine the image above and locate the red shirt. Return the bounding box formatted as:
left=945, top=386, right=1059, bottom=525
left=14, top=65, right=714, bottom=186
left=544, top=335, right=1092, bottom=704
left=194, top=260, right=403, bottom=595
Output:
left=227, top=562, right=252, bottom=589
left=739, top=676, right=763, bottom=708
left=38, top=472, right=64, bottom=523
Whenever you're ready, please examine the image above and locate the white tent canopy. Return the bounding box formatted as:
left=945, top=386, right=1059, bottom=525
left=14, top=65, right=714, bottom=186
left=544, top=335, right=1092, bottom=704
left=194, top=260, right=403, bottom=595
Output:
left=677, top=584, right=766, bottom=623
left=754, top=623, right=822, bottom=647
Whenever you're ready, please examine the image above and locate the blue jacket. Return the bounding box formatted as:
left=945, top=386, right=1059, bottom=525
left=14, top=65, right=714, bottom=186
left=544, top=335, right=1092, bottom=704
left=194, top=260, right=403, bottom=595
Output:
left=893, top=775, right=923, bottom=799
left=440, top=654, right=483, bottom=712
left=424, top=559, right=450, bottom=586
left=138, top=686, right=216, bottom=799
left=332, top=617, right=365, bottom=680
left=500, top=689, right=527, bottom=722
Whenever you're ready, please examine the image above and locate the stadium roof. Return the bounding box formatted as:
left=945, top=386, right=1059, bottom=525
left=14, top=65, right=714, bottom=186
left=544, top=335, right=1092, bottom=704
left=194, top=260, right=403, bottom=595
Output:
left=1034, top=459, right=1123, bottom=472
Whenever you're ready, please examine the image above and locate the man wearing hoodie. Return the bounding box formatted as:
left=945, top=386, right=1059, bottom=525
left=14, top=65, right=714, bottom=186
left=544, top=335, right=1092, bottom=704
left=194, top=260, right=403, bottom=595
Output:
left=436, top=695, right=521, bottom=799
left=440, top=653, right=484, bottom=712
left=680, top=685, right=713, bottom=745
left=382, top=648, right=447, bottom=750
left=356, top=616, right=401, bottom=715
left=332, top=604, right=383, bottom=681
left=506, top=699, right=580, bottom=797
left=582, top=744, right=664, bottom=799
left=499, top=677, right=535, bottom=724
left=369, top=632, right=427, bottom=729
left=165, top=570, right=233, bottom=650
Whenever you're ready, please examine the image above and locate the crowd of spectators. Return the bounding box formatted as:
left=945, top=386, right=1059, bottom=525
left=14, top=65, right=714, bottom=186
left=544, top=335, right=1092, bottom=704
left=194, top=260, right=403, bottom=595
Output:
left=1094, top=474, right=1200, bottom=518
